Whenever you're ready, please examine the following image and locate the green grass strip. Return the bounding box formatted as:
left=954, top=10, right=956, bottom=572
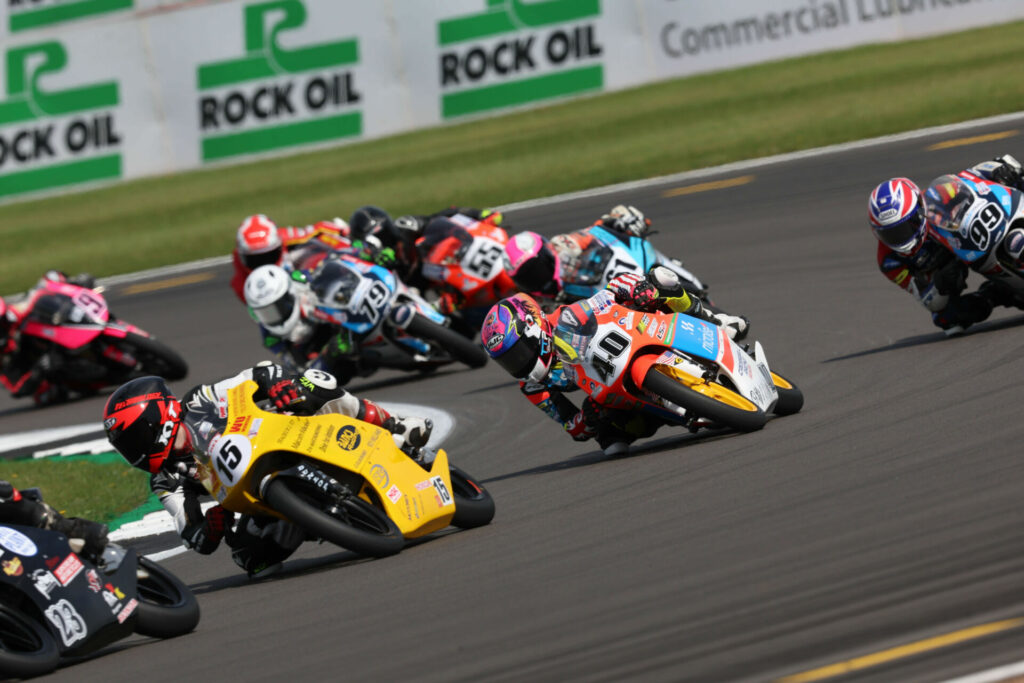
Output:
left=0, top=155, right=121, bottom=199
left=9, top=0, right=133, bottom=32
left=201, top=112, right=362, bottom=161
left=1, top=20, right=1023, bottom=292
left=442, top=64, right=603, bottom=117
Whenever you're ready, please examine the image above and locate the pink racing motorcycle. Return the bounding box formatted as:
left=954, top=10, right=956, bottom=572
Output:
left=9, top=280, right=187, bottom=399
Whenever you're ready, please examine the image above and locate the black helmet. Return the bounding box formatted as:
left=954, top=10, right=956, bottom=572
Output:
left=103, top=377, right=183, bottom=474
left=349, top=206, right=392, bottom=239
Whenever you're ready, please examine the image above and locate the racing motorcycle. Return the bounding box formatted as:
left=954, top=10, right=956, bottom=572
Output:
left=553, top=290, right=802, bottom=433
left=926, top=173, right=1024, bottom=303
left=0, top=524, right=199, bottom=678
left=559, top=225, right=709, bottom=302
left=10, top=279, right=187, bottom=395
left=418, top=214, right=518, bottom=330
left=307, top=254, right=488, bottom=374
left=185, top=379, right=495, bottom=559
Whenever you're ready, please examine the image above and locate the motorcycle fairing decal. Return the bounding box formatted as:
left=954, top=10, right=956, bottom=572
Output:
left=667, top=314, right=719, bottom=361
left=21, top=321, right=105, bottom=349
left=0, top=526, right=38, bottom=556
left=45, top=598, right=88, bottom=647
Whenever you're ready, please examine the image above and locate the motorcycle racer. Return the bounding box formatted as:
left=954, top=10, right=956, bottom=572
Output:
left=102, top=363, right=432, bottom=577
left=230, top=214, right=354, bottom=302
left=869, top=155, right=1024, bottom=334
left=480, top=266, right=735, bottom=457
left=0, top=480, right=109, bottom=558
left=502, top=205, right=748, bottom=339
left=0, top=270, right=98, bottom=406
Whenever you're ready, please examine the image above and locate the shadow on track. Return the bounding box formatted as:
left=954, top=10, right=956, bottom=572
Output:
left=824, top=312, right=1024, bottom=363
left=483, top=427, right=737, bottom=484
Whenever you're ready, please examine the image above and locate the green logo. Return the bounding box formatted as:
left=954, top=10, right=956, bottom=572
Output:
left=9, top=0, right=134, bottom=34
left=196, top=0, right=363, bottom=163
left=0, top=41, right=121, bottom=199
left=437, top=0, right=604, bottom=119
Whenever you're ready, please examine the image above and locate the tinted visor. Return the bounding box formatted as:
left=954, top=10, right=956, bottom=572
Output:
left=875, top=204, right=925, bottom=250
left=108, top=408, right=173, bottom=468
left=311, top=260, right=360, bottom=306
left=242, top=247, right=282, bottom=270
left=493, top=338, right=541, bottom=380
left=252, top=290, right=295, bottom=327
left=511, top=249, right=558, bottom=296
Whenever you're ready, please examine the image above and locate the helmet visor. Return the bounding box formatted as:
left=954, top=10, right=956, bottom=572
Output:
left=252, top=290, right=295, bottom=327
left=242, top=248, right=281, bottom=270
left=874, top=214, right=923, bottom=250
left=511, top=249, right=559, bottom=296
left=493, top=338, right=544, bottom=381
left=107, top=406, right=177, bottom=471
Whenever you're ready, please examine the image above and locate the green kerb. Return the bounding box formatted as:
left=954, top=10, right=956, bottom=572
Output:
left=442, top=64, right=602, bottom=118
left=201, top=112, right=362, bottom=161
left=0, top=155, right=121, bottom=198
left=9, top=0, right=133, bottom=32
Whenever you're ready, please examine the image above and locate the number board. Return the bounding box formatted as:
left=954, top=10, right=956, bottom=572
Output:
left=212, top=434, right=252, bottom=488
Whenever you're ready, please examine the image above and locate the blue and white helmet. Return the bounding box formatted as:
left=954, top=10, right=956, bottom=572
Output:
left=869, top=178, right=927, bottom=254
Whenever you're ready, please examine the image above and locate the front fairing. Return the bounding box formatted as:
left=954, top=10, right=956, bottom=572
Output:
left=929, top=178, right=1017, bottom=263
left=312, top=258, right=397, bottom=334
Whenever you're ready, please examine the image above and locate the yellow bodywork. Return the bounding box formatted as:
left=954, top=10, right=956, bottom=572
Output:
left=195, top=381, right=455, bottom=539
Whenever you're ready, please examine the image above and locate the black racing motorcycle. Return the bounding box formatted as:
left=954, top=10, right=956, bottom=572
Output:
left=0, top=524, right=199, bottom=678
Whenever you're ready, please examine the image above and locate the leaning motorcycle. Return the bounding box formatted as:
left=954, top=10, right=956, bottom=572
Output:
left=13, top=280, right=188, bottom=395
left=0, top=525, right=199, bottom=678
left=926, top=173, right=1024, bottom=302
left=550, top=290, right=802, bottom=433
left=186, top=379, right=495, bottom=559
left=307, top=254, right=488, bottom=374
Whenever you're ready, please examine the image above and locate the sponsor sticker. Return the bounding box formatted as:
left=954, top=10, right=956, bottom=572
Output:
left=370, top=464, right=389, bottom=488
left=116, top=598, right=138, bottom=624
left=386, top=485, right=402, bottom=504
left=54, top=554, right=84, bottom=586
left=0, top=526, right=38, bottom=557
left=415, top=479, right=433, bottom=492
left=86, top=569, right=102, bottom=593
left=336, top=424, right=361, bottom=450
left=3, top=557, right=23, bottom=576
left=431, top=476, right=454, bottom=507
left=31, top=569, right=59, bottom=598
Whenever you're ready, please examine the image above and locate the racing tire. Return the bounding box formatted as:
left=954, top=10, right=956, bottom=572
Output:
left=264, top=478, right=404, bottom=558
left=405, top=314, right=489, bottom=369
left=0, top=604, right=60, bottom=679
left=123, top=332, right=188, bottom=380
left=134, top=556, right=200, bottom=638
left=770, top=371, right=804, bottom=416
left=449, top=465, right=495, bottom=529
left=642, top=367, right=767, bottom=433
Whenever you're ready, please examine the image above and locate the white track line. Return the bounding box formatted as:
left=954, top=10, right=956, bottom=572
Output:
left=941, top=660, right=1024, bottom=683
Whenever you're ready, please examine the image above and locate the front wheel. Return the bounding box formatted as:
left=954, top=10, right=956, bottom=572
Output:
left=770, top=371, right=803, bottom=416
left=448, top=465, right=495, bottom=529
left=122, top=331, right=188, bottom=380
left=134, top=556, right=200, bottom=638
left=642, top=366, right=767, bottom=433
left=405, top=314, right=489, bottom=369
left=0, top=604, right=59, bottom=679
left=264, top=478, right=404, bottom=558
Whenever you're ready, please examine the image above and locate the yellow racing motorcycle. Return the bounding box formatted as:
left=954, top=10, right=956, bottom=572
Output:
left=184, top=380, right=494, bottom=558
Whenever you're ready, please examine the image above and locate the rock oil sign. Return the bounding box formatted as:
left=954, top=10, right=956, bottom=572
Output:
left=7, top=0, right=133, bottom=34
left=195, top=0, right=363, bottom=163
left=0, top=41, right=121, bottom=199
left=437, top=0, right=605, bottom=119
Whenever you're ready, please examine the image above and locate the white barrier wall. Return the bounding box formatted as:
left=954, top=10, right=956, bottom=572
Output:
left=2, top=0, right=1023, bottom=202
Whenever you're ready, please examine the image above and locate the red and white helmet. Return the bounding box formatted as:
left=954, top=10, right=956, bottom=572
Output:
left=237, top=214, right=283, bottom=269
left=868, top=178, right=927, bottom=254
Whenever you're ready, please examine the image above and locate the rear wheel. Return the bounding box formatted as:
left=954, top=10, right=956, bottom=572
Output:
left=406, top=314, right=489, bottom=369
left=264, top=478, right=404, bottom=558
left=123, top=332, right=188, bottom=380
left=770, top=371, right=803, bottom=416
left=642, top=366, right=767, bottom=433
left=0, top=604, right=59, bottom=679
left=448, top=465, right=495, bottom=529
left=134, top=556, right=200, bottom=638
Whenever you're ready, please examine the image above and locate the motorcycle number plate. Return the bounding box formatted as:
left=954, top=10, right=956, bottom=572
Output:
left=212, top=434, right=252, bottom=488
left=430, top=476, right=453, bottom=507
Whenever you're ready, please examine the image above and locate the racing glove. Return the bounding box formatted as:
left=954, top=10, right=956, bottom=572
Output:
left=383, top=416, right=433, bottom=451
left=991, top=154, right=1024, bottom=190
left=563, top=412, right=596, bottom=442
left=267, top=379, right=302, bottom=412
left=602, top=205, right=650, bottom=238
left=203, top=505, right=235, bottom=546
left=607, top=272, right=659, bottom=310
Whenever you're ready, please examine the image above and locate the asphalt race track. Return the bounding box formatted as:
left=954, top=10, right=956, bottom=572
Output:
left=3, top=115, right=1024, bottom=682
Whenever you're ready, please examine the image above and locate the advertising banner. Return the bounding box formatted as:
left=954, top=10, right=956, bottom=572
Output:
left=2, top=0, right=1023, bottom=203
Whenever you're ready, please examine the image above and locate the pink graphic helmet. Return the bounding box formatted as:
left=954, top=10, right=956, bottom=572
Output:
left=502, top=231, right=562, bottom=298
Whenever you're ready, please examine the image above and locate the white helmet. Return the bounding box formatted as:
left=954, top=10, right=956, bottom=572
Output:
left=244, top=265, right=303, bottom=336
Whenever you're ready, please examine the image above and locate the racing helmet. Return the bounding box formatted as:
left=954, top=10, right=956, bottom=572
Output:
left=104, top=377, right=184, bottom=474
left=244, top=264, right=303, bottom=337
left=349, top=206, right=392, bottom=239
left=924, top=174, right=977, bottom=236
left=868, top=178, right=927, bottom=254
left=503, top=231, right=562, bottom=297
left=237, top=214, right=283, bottom=270
left=480, top=293, right=553, bottom=383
